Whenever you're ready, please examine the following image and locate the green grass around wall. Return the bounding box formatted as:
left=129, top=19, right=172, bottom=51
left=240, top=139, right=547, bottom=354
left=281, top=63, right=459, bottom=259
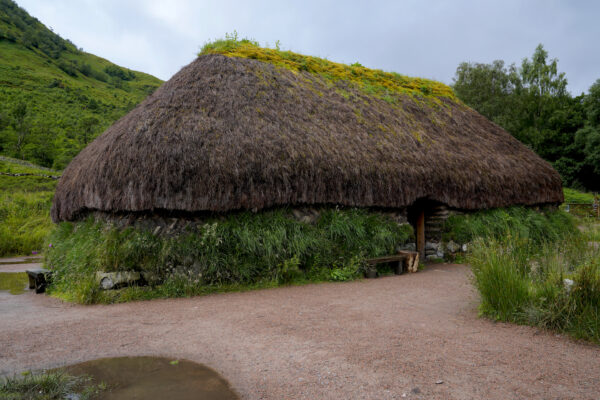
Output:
left=442, top=206, right=577, bottom=245
left=445, top=206, right=600, bottom=344
left=45, top=208, right=413, bottom=304
left=563, top=188, right=596, bottom=204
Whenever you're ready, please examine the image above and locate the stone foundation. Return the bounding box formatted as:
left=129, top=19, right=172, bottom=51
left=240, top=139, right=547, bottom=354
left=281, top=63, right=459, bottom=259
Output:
left=86, top=206, right=411, bottom=237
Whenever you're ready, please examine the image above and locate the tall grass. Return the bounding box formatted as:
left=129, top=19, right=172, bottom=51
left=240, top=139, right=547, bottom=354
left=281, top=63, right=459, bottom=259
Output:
left=0, top=371, right=104, bottom=399
left=563, top=188, right=595, bottom=204
left=0, top=190, right=54, bottom=256
left=468, top=222, right=600, bottom=343
left=0, top=159, right=58, bottom=257
left=442, top=206, right=576, bottom=245
left=46, top=208, right=413, bottom=304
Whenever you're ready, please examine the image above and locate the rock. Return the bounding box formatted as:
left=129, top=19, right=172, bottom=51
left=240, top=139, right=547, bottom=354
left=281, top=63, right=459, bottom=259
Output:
left=411, top=387, right=421, bottom=394
left=141, top=271, right=161, bottom=285
left=563, top=278, right=574, bottom=292
left=425, top=242, right=439, bottom=251
left=446, top=240, right=460, bottom=253
left=461, top=244, right=468, bottom=252
left=398, top=242, right=416, bottom=252
left=435, top=380, right=444, bottom=384
left=436, top=250, right=445, bottom=259
left=530, top=261, right=540, bottom=275
left=292, top=209, right=304, bottom=220
left=300, top=215, right=314, bottom=224
left=292, top=208, right=319, bottom=224
left=96, top=271, right=141, bottom=290
left=426, top=255, right=439, bottom=261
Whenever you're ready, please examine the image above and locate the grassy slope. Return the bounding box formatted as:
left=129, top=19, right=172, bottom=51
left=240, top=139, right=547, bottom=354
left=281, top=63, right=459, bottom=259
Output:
left=0, top=156, right=56, bottom=256
left=0, top=0, right=163, bottom=169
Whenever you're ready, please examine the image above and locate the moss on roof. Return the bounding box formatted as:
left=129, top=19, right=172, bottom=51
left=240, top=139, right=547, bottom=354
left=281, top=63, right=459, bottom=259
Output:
left=199, top=35, right=456, bottom=104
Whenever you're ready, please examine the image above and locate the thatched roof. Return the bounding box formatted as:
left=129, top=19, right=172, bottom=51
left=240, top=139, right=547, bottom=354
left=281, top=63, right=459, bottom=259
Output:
left=51, top=42, right=563, bottom=222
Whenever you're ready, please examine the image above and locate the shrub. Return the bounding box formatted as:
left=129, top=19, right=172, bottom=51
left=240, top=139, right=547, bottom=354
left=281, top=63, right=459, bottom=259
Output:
left=468, top=225, right=600, bottom=343
left=563, top=187, right=595, bottom=204
left=45, top=208, right=413, bottom=303
left=442, top=206, right=576, bottom=245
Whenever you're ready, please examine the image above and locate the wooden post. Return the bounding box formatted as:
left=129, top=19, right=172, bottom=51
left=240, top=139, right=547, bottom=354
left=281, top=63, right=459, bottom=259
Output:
left=416, top=210, right=425, bottom=260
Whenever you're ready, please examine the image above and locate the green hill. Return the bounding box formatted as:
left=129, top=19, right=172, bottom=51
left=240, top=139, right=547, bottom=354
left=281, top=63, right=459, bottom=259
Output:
left=0, top=156, right=57, bottom=255
left=0, top=0, right=163, bottom=169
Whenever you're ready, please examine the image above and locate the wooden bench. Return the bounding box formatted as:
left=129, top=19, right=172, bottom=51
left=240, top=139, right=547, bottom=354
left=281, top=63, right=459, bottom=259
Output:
left=26, top=269, right=52, bottom=294
left=364, top=251, right=419, bottom=278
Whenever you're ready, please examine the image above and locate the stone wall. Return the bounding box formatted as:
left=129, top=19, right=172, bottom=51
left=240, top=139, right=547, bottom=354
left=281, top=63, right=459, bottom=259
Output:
left=423, top=204, right=464, bottom=260
left=87, top=207, right=411, bottom=237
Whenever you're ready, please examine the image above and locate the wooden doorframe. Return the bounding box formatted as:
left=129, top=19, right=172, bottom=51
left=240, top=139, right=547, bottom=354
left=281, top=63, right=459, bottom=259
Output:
left=416, top=209, right=425, bottom=260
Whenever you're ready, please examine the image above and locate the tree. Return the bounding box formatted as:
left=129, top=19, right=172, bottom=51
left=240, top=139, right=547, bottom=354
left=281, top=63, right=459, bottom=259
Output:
left=453, top=60, right=522, bottom=133
left=519, top=44, right=571, bottom=149
left=566, top=79, right=600, bottom=191
left=452, top=44, right=597, bottom=191
left=80, top=116, right=99, bottom=145
left=584, top=79, right=600, bottom=127
left=10, top=102, right=29, bottom=158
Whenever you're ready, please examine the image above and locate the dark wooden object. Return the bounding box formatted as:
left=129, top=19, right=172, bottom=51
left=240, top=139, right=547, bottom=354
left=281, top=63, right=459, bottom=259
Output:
left=364, top=251, right=419, bottom=278
left=26, top=269, right=52, bottom=294
left=416, top=210, right=425, bottom=260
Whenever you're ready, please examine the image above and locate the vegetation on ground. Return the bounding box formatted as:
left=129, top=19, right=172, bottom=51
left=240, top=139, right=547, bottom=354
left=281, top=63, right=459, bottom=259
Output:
left=562, top=188, right=596, bottom=204
left=0, top=370, right=105, bottom=400
left=0, top=0, right=162, bottom=170
left=442, top=206, right=577, bottom=245
left=453, top=44, right=600, bottom=192
left=445, top=207, right=600, bottom=343
left=45, top=208, right=413, bottom=304
left=0, top=157, right=56, bottom=256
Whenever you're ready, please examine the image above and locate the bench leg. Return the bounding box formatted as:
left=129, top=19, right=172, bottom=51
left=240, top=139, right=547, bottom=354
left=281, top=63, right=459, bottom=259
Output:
left=28, top=274, right=36, bottom=289
left=394, top=260, right=404, bottom=275
left=35, top=276, right=46, bottom=294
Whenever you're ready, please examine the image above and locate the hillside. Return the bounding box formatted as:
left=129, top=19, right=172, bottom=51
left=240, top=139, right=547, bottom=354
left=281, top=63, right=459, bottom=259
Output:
left=0, top=0, right=163, bottom=169
left=0, top=156, right=57, bottom=255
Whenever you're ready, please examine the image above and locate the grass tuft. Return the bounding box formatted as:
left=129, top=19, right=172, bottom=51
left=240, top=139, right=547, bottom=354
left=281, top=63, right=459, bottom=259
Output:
left=466, top=215, right=600, bottom=343
left=0, top=370, right=104, bottom=400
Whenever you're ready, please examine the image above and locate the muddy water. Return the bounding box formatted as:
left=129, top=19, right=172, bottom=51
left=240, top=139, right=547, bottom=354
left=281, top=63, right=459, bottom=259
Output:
left=62, top=356, right=239, bottom=400
left=0, top=272, right=28, bottom=294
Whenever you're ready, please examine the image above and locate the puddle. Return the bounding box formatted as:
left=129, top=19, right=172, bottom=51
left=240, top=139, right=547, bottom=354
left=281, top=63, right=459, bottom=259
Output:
left=60, top=356, right=239, bottom=400
left=0, top=272, right=28, bottom=295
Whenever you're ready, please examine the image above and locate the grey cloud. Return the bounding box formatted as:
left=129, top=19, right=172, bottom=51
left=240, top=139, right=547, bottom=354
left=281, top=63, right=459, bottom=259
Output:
left=16, top=0, right=600, bottom=94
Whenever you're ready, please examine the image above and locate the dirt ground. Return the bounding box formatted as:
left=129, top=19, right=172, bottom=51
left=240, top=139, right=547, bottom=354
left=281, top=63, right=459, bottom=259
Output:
left=1, top=261, right=599, bottom=400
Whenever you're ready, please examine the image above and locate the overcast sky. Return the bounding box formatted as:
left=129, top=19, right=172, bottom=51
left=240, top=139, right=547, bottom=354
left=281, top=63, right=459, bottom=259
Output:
left=16, top=0, right=600, bottom=95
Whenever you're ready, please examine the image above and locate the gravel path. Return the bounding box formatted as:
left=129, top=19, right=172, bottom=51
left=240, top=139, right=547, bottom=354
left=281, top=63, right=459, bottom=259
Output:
left=1, top=263, right=599, bottom=399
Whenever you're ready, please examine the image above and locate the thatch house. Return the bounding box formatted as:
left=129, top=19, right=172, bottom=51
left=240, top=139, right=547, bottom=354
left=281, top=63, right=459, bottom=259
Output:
left=51, top=40, right=563, bottom=260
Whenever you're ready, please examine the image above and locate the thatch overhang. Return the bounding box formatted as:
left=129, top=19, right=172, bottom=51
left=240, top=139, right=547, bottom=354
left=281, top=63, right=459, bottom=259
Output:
left=51, top=49, right=563, bottom=222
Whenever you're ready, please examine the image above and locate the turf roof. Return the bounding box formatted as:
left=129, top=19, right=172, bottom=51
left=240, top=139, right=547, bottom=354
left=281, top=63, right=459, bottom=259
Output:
left=199, top=36, right=456, bottom=103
